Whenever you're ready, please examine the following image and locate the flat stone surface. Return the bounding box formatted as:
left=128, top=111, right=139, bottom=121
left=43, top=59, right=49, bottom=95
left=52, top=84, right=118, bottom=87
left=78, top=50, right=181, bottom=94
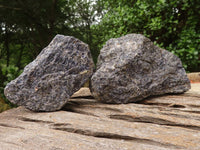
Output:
left=4, top=35, right=94, bottom=111
left=90, top=34, right=191, bottom=104
left=0, top=84, right=200, bottom=150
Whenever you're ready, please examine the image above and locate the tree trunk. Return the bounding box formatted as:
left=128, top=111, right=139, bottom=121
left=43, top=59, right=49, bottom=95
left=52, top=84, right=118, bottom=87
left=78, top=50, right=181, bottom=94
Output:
left=5, top=26, right=10, bottom=68
left=4, top=25, right=10, bottom=80
left=50, top=0, right=57, bottom=36
left=16, top=44, right=24, bottom=71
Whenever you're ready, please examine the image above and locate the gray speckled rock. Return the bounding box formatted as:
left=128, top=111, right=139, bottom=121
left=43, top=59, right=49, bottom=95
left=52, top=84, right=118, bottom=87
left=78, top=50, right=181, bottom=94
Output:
left=4, top=35, right=94, bottom=111
left=90, top=34, right=191, bottom=104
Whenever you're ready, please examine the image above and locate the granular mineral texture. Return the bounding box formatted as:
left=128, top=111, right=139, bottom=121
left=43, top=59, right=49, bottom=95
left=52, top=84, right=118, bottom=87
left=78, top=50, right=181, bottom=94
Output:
left=90, top=34, right=191, bottom=103
left=4, top=35, right=95, bottom=111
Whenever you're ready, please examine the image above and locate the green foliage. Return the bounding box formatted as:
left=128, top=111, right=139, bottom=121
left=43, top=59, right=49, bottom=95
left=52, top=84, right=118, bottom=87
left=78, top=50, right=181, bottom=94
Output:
left=0, top=64, right=21, bottom=107
left=1, top=65, right=22, bottom=85
left=167, top=28, right=200, bottom=71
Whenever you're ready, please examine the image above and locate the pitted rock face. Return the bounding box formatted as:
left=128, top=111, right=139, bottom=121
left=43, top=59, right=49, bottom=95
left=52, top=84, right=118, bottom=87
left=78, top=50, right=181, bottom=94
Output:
left=4, top=35, right=95, bottom=111
left=90, top=34, right=191, bottom=104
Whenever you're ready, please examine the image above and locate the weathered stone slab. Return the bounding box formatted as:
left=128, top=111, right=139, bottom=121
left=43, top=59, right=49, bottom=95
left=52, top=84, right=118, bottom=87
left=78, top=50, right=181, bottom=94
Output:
left=0, top=84, right=200, bottom=150
left=90, top=34, right=191, bottom=103
left=4, top=35, right=94, bottom=111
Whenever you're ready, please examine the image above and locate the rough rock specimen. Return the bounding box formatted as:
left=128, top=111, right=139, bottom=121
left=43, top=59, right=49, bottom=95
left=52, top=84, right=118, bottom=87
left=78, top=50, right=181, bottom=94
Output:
left=90, top=34, right=191, bottom=103
left=4, top=35, right=94, bottom=111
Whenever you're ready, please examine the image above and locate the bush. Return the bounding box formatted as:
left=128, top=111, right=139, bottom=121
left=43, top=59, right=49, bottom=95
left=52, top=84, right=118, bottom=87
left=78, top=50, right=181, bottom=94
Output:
left=0, top=65, right=21, bottom=110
